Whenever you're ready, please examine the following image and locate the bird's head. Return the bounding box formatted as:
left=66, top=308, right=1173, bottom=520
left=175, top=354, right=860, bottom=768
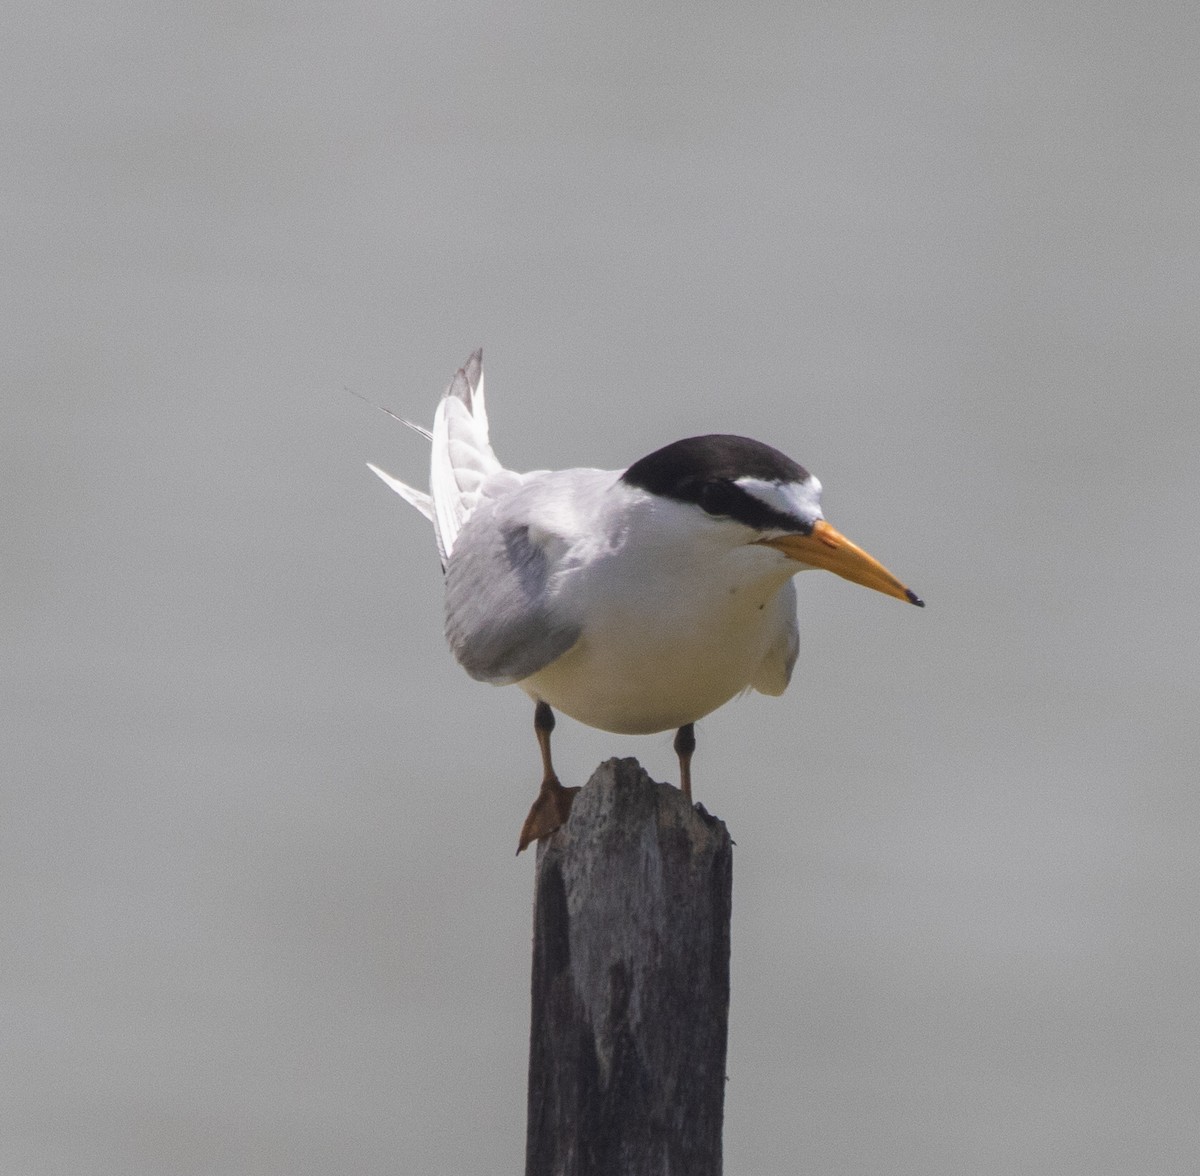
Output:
left=621, top=434, right=923, bottom=607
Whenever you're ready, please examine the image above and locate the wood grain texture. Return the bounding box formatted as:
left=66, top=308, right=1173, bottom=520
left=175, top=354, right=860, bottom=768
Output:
left=526, top=757, right=733, bottom=1176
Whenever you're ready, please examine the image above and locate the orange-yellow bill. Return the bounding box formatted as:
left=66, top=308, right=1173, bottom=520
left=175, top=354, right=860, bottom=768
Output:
left=758, top=520, right=924, bottom=606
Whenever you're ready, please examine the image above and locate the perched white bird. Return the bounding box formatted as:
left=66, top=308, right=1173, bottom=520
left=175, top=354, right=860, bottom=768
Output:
left=369, top=350, right=922, bottom=851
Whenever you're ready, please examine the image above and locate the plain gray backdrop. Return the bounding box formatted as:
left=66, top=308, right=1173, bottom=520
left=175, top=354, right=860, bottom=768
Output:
left=5, top=2, right=1198, bottom=1173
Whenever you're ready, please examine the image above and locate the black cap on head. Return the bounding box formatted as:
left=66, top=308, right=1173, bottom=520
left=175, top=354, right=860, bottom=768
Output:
left=622, top=434, right=815, bottom=533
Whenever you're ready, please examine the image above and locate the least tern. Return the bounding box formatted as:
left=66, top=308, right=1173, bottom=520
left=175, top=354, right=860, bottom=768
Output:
left=368, top=350, right=922, bottom=852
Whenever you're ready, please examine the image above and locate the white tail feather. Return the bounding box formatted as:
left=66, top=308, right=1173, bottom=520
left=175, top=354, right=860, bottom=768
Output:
left=365, top=350, right=503, bottom=567
left=429, top=350, right=501, bottom=560
left=366, top=462, right=434, bottom=522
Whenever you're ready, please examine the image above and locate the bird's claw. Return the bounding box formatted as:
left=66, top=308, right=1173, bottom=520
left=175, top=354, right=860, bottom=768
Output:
left=517, top=777, right=580, bottom=854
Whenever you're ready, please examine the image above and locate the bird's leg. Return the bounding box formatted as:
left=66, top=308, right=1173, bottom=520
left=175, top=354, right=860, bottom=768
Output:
left=674, top=722, right=696, bottom=800
left=516, top=702, right=580, bottom=854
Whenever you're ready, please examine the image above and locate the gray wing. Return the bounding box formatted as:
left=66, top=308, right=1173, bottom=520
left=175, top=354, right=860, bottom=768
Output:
left=443, top=495, right=582, bottom=685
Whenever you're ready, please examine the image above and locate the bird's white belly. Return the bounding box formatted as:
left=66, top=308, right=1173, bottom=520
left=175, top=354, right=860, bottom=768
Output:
left=519, top=577, right=791, bottom=734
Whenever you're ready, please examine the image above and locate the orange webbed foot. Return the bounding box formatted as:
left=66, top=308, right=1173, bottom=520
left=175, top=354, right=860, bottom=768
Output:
left=517, top=777, right=580, bottom=854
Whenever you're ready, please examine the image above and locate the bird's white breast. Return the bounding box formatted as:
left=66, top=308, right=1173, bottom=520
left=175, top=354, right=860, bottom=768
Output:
left=514, top=479, right=800, bottom=734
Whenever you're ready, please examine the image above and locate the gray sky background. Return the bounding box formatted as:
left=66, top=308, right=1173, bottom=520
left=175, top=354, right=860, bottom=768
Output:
left=5, top=3, right=1198, bottom=1173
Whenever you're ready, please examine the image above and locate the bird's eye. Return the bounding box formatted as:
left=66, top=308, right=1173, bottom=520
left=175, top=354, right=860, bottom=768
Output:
left=698, top=480, right=736, bottom=516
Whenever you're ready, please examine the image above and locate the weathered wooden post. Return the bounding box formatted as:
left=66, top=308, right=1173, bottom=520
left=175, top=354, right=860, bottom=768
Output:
left=525, top=757, right=733, bottom=1176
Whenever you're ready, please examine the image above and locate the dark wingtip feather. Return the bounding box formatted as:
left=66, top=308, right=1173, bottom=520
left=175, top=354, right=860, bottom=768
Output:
left=462, top=348, right=483, bottom=394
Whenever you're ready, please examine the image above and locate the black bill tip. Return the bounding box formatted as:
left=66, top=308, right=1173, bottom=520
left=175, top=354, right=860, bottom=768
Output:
left=905, top=588, right=925, bottom=608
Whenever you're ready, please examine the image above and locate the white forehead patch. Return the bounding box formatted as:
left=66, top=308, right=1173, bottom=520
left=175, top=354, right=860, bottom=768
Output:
left=734, top=475, right=824, bottom=529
